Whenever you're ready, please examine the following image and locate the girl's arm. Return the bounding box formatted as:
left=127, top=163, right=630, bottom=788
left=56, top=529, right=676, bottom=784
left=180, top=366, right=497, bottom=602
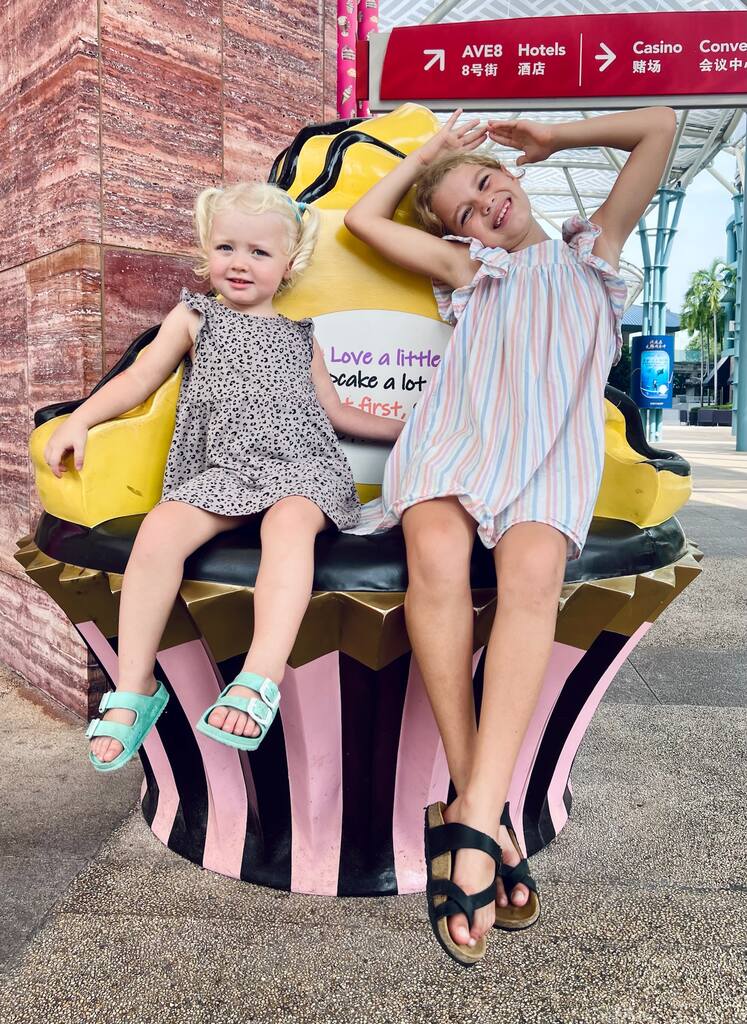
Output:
left=489, top=107, right=677, bottom=266
left=344, top=110, right=486, bottom=289
left=44, top=302, right=196, bottom=477
left=310, top=340, right=405, bottom=442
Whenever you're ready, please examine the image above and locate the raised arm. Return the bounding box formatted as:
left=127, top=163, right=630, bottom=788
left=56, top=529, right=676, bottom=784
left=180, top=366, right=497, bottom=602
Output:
left=488, top=107, right=677, bottom=266
left=310, top=339, right=405, bottom=442
left=44, top=302, right=196, bottom=476
left=344, top=110, right=486, bottom=289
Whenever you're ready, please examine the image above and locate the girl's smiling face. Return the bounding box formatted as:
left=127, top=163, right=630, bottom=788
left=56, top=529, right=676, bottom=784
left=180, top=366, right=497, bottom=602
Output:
left=208, top=210, right=292, bottom=314
left=430, top=162, right=541, bottom=251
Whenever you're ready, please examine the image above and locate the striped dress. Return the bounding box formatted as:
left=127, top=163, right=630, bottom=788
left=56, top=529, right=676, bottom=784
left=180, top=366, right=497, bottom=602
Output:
left=344, top=216, right=627, bottom=560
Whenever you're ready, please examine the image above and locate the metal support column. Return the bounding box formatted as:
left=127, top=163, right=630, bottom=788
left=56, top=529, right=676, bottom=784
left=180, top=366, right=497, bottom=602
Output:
left=736, top=189, right=747, bottom=450
left=637, top=186, right=685, bottom=442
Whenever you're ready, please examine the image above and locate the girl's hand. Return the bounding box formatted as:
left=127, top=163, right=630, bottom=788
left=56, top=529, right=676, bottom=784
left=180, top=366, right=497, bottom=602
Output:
left=487, top=119, right=555, bottom=165
left=44, top=418, right=89, bottom=478
left=414, top=109, right=488, bottom=167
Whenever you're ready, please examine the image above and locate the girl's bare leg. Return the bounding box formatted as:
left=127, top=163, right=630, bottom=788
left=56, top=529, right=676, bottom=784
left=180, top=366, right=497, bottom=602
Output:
left=90, top=501, right=246, bottom=763
left=442, top=522, right=567, bottom=945
left=401, top=497, right=479, bottom=790
left=207, top=496, right=327, bottom=738
left=403, top=499, right=497, bottom=945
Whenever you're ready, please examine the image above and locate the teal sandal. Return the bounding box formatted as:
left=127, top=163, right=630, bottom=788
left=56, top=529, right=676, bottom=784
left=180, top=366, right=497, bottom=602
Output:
left=86, top=683, right=169, bottom=773
left=195, top=672, right=281, bottom=751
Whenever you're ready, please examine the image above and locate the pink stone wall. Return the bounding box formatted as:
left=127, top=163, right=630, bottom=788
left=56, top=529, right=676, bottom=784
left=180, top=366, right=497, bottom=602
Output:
left=0, top=0, right=338, bottom=716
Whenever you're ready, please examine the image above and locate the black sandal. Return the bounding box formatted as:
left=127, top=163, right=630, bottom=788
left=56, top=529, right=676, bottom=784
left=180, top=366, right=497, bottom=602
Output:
left=493, top=805, right=541, bottom=931
left=424, top=802, right=502, bottom=967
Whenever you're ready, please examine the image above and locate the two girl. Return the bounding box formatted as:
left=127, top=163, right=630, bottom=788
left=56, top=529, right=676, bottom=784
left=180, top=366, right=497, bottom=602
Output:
left=44, top=183, right=402, bottom=768
left=45, top=104, right=676, bottom=969
left=343, top=105, right=676, bottom=965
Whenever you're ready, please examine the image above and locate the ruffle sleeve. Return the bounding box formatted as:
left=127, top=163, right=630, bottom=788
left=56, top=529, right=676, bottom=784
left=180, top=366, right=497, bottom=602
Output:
left=179, top=288, right=212, bottom=352
left=432, top=235, right=511, bottom=325
left=295, top=316, right=315, bottom=360
left=562, top=216, right=628, bottom=365
left=179, top=288, right=212, bottom=314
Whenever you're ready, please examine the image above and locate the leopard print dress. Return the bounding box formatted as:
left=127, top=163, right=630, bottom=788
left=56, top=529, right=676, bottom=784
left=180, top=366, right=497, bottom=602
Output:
left=160, top=290, right=361, bottom=529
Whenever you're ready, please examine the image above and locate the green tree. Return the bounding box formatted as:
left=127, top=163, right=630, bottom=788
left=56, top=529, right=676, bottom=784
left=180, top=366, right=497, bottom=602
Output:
left=680, top=259, right=730, bottom=405
left=686, top=330, right=704, bottom=360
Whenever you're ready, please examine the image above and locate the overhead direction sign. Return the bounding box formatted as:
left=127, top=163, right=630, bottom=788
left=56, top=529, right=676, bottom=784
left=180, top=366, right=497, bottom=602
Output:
left=361, top=10, right=747, bottom=110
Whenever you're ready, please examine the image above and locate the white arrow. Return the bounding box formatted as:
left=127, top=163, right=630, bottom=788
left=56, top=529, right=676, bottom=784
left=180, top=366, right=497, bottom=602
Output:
left=423, top=48, right=445, bottom=72
left=595, top=41, right=616, bottom=72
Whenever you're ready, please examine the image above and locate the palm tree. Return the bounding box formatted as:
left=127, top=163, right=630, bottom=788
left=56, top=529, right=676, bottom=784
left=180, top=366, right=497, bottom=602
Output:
left=712, top=261, right=736, bottom=405
left=680, top=260, right=729, bottom=405
left=682, top=272, right=709, bottom=405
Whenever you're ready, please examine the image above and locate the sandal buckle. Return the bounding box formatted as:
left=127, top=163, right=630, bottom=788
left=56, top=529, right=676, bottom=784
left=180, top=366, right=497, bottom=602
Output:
left=85, top=718, right=100, bottom=738
left=258, top=678, right=280, bottom=710
left=248, top=698, right=272, bottom=727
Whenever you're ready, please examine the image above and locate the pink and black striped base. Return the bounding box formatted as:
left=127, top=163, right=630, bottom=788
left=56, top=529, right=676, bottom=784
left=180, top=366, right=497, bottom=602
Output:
left=77, top=619, right=644, bottom=895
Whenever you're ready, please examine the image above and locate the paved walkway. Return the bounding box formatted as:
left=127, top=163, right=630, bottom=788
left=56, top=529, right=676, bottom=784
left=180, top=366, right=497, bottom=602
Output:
left=1, top=425, right=745, bottom=1024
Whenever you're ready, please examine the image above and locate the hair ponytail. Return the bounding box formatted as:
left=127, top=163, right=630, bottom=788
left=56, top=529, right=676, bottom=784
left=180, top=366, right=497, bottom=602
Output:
left=284, top=203, right=320, bottom=289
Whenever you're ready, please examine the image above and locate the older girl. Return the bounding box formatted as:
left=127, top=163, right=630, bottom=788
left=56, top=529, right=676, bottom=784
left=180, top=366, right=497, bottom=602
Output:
left=344, top=107, right=676, bottom=965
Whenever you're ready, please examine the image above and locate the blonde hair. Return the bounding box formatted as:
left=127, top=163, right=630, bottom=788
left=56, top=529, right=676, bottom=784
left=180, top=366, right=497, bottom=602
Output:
left=193, top=182, right=320, bottom=292
left=414, top=153, right=521, bottom=236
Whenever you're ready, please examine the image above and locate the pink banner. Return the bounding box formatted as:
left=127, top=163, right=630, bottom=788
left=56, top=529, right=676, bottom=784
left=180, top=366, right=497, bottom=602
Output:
left=356, top=0, right=379, bottom=117
left=337, top=0, right=357, bottom=118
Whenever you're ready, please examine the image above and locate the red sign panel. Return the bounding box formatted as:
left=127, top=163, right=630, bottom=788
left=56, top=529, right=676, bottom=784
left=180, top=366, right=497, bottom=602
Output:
left=378, top=11, right=747, bottom=103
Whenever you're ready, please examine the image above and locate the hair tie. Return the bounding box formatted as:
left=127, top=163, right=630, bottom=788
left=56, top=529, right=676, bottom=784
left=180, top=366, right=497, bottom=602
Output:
left=284, top=194, right=308, bottom=223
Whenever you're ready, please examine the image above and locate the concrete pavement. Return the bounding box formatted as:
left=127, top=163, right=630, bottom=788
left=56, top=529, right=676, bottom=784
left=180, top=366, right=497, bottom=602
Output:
left=1, top=424, right=745, bottom=1024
